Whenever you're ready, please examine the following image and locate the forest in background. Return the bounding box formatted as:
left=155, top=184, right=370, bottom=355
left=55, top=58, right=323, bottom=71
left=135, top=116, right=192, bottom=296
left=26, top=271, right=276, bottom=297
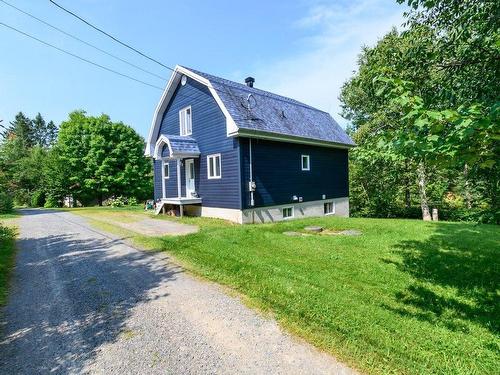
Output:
left=341, top=0, right=499, bottom=223
left=0, top=111, right=151, bottom=211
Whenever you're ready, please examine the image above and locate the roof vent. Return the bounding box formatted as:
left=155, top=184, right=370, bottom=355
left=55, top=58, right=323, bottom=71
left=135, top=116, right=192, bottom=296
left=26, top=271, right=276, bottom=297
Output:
left=245, top=77, right=255, bottom=88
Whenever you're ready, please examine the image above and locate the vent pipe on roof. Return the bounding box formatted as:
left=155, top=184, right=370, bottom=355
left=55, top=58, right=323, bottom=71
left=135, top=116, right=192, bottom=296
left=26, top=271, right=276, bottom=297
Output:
left=245, top=77, right=255, bottom=87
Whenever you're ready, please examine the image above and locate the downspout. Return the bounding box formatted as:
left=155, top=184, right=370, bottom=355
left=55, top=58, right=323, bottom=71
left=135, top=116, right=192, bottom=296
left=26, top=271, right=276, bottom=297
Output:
left=249, top=139, right=255, bottom=223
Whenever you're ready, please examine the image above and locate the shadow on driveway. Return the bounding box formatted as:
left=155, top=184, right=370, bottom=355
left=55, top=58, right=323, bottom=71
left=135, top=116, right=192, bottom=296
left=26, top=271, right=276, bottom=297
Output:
left=0, top=210, right=181, bottom=374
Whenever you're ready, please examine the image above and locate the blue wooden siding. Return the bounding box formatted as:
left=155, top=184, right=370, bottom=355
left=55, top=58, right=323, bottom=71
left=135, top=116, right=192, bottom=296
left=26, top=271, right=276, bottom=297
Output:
left=154, top=78, right=241, bottom=209
left=239, top=138, right=349, bottom=208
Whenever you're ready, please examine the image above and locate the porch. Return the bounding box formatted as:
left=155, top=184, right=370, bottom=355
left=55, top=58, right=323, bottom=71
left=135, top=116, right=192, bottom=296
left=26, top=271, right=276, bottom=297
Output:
left=154, top=134, right=202, bottom=217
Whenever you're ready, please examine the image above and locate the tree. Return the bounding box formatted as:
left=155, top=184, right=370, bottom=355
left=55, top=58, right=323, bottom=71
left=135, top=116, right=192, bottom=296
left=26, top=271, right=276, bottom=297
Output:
left=56, top=111, right=152, bottom=205
left=32, top=113, right=58, bottom=148
left=340, top=0, right=499, bottom=222
left=3, top=112, right=34, bottom=148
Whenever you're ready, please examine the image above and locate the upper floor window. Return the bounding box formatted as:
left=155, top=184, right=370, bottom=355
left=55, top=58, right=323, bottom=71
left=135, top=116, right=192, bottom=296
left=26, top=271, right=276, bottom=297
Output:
left=179, top=106, right=192, bottom=136
left=207, top=154, right=221, bottom=179
left=301, top=154, right=310, bottom=171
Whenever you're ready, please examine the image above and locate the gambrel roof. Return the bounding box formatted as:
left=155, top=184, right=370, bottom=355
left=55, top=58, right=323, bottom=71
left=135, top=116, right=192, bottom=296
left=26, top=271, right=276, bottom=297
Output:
left=145, top=65, right=354, bottom=157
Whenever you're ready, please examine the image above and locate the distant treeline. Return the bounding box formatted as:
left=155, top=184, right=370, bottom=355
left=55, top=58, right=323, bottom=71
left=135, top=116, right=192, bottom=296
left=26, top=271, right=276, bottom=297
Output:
left=0, top=111, right=152, bottom=211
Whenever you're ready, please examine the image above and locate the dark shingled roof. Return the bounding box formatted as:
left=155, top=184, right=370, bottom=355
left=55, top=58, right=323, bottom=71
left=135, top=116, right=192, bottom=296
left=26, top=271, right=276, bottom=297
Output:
left=183, top=67, right=355, bottom=147
left=161, top=135, right=200, bottom=157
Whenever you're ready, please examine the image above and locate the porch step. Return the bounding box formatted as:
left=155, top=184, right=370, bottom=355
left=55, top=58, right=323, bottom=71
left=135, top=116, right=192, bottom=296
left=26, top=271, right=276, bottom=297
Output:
left=154, top=201, right=165, bottom=215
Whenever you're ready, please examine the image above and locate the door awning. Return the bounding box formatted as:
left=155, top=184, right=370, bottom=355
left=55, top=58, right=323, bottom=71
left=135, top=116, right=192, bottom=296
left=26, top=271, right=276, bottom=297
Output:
left=153, top=134, right=200, bottom=160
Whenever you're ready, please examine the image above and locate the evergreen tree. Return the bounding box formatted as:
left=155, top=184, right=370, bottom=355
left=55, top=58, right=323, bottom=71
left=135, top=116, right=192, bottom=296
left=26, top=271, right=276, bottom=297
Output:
left=3, top=112, right=34, bottom=148
left=45, top=120, right=58, bottom=147
left=32, top=113, right=46, bottom=147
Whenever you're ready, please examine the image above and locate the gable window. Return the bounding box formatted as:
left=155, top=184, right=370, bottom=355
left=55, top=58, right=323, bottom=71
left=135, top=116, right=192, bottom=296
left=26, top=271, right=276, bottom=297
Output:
left=179, top=106, right=192, bottom=136
left=301, top=155, right=310, bottom=171
left=324, top=202, right=335, bottom=215
left=207, top=154, right=221, bottom=179
left=163, top=161, right=170, bottom=179
left=282, top=206, right=294, bottom=219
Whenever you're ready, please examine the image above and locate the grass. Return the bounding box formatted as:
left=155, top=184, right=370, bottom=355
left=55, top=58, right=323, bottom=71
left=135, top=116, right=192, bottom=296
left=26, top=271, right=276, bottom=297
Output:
left=69, top=207, right=500, bottom=375
left=0, top=212, right=19, bottom=306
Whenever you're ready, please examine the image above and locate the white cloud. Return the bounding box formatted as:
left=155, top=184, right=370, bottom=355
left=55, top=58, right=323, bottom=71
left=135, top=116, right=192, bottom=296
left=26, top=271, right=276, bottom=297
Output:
left=253, top=0, right=405, bottom=127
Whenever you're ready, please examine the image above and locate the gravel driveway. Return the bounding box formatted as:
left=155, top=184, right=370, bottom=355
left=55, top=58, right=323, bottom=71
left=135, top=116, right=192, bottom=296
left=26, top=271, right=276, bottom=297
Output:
left=0, top=209, right=355, bottom=374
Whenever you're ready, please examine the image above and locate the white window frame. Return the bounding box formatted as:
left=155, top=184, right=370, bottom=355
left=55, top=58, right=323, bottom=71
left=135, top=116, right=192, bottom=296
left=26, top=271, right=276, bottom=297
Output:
left=163, top=161, right=170, bottom=179
left=324, top=201, right=335, bottom=215
left=282, top=206, right=294, bottom=219
left=179, top=106, right=192, bottom=136
left=207, top=153, right=222, bottom=179
left=301, top=154, right=310, bottom=171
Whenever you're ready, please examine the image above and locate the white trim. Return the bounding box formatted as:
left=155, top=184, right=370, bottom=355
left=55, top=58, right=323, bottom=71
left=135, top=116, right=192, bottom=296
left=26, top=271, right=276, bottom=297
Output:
left=282, top=206, right=294, bottom=219
left=179, top=105, right=192, bottom=136
left=207, top=153, right=222, bottom=179
left=163, top=161, right=170, bottom=179
left=324, top=201, right=335, bottom=215
left=145, top=65, right=238, bottom=156
left=185, top=158, right=195, bottom=197
left=301, top=154, right=310, bottom=171
left=233, top=129, right=355, bottom=149
left=161, top=160, right=167, bottom=198
left=153, top=134, right=200, bottom=160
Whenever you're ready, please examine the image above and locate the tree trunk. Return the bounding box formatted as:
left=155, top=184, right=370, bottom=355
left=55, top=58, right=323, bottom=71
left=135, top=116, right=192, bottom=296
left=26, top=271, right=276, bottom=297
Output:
left=463, top=163, right=472, bottom=209
left=405, top=160, right=411, bottom=208
left=417, top=162, right=432, bottom=221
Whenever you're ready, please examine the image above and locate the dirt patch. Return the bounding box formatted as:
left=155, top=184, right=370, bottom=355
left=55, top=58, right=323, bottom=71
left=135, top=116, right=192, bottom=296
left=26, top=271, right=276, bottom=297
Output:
left=111, top=218, right=198, bottom=236
left=284, top=229, right=362, bottom=237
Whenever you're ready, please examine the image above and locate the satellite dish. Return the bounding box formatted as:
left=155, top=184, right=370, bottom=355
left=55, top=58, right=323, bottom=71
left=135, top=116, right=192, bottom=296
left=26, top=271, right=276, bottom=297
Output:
left=241, top=93, right=257, bottom=110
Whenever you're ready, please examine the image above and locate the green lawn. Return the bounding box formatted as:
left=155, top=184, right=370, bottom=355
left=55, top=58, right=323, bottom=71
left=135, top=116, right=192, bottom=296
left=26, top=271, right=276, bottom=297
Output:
left=71, top=207, right=500, bottom=375
left=0, top=213, right=18, bottom=306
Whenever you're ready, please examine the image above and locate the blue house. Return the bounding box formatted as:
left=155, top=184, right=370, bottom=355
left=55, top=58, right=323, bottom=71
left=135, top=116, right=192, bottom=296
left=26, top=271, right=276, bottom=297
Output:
left=145, top=66, right=355, bottom=223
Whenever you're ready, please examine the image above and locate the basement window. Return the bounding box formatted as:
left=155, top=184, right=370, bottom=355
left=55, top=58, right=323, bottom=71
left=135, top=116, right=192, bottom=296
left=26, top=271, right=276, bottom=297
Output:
left=324, top=202, right=335, bottom=215
left=282, top=206, right=294, bottom=219
left=301, top=155, right=310, bottom=171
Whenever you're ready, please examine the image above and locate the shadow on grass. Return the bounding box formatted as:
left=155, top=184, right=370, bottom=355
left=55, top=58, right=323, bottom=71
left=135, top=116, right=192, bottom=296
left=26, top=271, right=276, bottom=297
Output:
left=387, top=222, right=499, bottom=334
left=0, top=209, right=181, bottom=374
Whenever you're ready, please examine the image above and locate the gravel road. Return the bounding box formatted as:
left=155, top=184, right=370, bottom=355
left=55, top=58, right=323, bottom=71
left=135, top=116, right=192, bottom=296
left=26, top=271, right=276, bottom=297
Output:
left=0, top=209, right=355, bottom=375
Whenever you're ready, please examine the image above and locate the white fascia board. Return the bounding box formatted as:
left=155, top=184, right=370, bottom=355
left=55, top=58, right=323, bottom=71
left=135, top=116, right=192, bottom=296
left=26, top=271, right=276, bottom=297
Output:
left=145, top=65, right=238, bottom=157
left=233, top=129, right=356, bottom=149
left=145, top=68, right=181, bottom=157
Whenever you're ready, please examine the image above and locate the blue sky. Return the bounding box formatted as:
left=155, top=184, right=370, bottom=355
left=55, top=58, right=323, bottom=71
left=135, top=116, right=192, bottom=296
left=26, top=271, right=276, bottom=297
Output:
left=0, top=0, right=406, bottom=137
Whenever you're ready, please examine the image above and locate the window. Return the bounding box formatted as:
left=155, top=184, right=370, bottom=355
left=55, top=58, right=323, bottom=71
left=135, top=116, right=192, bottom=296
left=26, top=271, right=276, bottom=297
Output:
left=301, top=155, right=310, bottom=171
left=282, top=206, right=294, bottom=219
left=163, top=161, right=169, bottom=179
left=324, top=202, right=335, bottom=215
left=179, top=106, right=192, bottom=136
left=207, top=154, right=221, bottom=179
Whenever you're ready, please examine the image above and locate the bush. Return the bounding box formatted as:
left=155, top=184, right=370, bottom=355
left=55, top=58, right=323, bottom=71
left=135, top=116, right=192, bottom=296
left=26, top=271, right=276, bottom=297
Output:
left=0, top=192, right=13, bottom=213
left=44, top=195, right=59, bottom=208
left=107, top=196, right=127, bottom=207
left=30, top=190, right=46, bottom=207
left=128, top=197, right=138, bottom=206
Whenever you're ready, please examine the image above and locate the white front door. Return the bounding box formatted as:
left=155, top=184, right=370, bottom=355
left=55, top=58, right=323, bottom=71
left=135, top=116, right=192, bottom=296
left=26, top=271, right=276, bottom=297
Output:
left=185, top=159, right=195, bottom=197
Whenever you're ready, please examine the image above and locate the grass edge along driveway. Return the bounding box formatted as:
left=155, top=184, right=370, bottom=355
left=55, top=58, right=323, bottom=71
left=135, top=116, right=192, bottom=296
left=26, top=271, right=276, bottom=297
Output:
left=0, top=214, right=19, bottom=306
left=70, top=207, right=500, bottom=375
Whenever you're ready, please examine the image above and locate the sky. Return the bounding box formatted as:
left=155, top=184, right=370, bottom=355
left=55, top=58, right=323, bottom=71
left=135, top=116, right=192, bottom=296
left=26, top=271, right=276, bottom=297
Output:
left=0, top=0, right=406, bottom=137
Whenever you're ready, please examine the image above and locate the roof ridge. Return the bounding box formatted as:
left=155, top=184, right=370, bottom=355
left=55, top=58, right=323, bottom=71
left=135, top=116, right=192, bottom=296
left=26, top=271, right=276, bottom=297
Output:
left=180, top=66, right=330, bottom=115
